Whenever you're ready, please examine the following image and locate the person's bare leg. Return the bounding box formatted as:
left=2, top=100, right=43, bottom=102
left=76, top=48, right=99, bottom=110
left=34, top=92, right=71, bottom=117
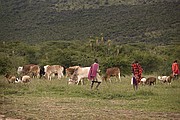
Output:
left=95, top=82, right=101, bottom=89
left=91, top=81, right=94, bottom=89
left=133, top=84, right=138, bottom=90
left=136, top=85, right=138, bottom=90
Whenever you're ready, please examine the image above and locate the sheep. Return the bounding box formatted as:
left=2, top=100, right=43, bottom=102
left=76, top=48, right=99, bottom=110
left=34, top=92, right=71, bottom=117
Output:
left=15, top=75, right=31, bottom=83
left=157, top=76, right=169, bottom=82
left=140, top=77, right=146, bottom=85
left=131, top=77, right=146, bottom=85
left=21, top=75, right=31, bottom=83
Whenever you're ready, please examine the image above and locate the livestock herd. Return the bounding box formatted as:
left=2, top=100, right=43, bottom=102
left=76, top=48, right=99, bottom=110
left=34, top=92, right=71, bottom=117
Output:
left=4, top=64, right=176, bottom=87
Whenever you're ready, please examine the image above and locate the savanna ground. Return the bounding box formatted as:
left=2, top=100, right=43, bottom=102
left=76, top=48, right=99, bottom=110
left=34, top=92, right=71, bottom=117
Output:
left=0, top=75, right=180, bottom=120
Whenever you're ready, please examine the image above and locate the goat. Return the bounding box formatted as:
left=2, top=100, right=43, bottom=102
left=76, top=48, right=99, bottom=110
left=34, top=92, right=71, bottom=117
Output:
left=145, top=77, right=156, bottom=86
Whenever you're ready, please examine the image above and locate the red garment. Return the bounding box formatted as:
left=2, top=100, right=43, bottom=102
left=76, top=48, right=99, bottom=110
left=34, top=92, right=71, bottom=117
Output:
left=88, top=63, right=99, bottom=80
left=131, top=63, right=143, bottom=83
left=172, top=63, right=180, bottom=75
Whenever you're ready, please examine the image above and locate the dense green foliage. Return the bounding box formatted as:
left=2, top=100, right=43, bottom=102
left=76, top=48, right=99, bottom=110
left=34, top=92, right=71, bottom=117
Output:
left=0, top=40, right=179, bottom=75
left=0, top=0, right=179, bottom=44
left=0, top=0, right=179, bottom=75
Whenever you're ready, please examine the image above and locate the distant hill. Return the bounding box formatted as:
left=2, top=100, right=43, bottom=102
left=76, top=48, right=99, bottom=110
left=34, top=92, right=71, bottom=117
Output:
left=0, top=0, right=179, bottom=44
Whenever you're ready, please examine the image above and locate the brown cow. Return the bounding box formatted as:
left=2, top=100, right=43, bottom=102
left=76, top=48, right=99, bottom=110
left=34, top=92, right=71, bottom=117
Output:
left=103, top=67, right=121, bottom=82
left=20, top=64, right=40, bottom=78
left=65, top=66, right=80, bottom=78
left=44, top=65, right=64, bottom=80
left=4, top=73, right=16, bottom=83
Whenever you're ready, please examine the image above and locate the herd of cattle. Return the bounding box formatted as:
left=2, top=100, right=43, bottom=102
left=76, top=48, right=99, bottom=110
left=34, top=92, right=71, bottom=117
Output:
left=4, top=64, right=174, bottom=86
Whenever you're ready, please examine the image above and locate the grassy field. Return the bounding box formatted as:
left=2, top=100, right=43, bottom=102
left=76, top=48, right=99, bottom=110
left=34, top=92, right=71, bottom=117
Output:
left=0, top=75, right=180, bottom=120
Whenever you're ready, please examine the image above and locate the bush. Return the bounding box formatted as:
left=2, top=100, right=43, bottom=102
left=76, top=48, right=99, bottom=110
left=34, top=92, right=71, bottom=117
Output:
left=0, top=53, right=12, bottom=74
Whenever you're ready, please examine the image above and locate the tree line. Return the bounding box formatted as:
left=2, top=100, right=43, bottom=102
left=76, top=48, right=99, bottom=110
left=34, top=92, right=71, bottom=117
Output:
left=0, top=38, right=179, bottom=76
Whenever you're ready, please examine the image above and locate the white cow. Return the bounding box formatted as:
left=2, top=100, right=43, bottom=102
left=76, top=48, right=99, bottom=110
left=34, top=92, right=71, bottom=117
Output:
left=68, top=67, right=90, bottom=85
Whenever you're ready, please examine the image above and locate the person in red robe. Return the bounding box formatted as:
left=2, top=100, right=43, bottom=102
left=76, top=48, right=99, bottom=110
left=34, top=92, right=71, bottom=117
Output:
left=88, top=59, right=102, bottom=89
left=131, top=61, right=143, bottom=90
left=172, top=60, right=180, bottom=80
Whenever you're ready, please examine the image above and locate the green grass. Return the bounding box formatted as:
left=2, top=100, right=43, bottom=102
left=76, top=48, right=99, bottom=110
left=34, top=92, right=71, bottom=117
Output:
left=0, top=75, right=180, bottom=119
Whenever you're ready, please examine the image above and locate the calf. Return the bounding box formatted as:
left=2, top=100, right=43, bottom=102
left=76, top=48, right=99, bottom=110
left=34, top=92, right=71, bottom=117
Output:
left=145, top=77, right=156, bottom=86
left=4, top=73, right=16, bottom=84
left=45, top=65, right=64, bottom=80
left=103, top=67, right=121, bottom=82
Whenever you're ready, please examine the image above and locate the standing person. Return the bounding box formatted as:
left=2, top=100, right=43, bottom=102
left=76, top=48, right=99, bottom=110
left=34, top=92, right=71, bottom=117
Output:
left=172, top=60, right=180, bottom=80
left=88, top=59, right=102, bottom=89
left=131, top=60, right=143, bottom=90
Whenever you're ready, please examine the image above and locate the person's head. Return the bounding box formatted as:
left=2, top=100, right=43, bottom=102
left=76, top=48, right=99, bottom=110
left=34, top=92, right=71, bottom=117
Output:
left=174, top=60, right=177, bottom=63
left=94, top=58, right=98, bottom=63
left=133, top=60, right=138, bottom=64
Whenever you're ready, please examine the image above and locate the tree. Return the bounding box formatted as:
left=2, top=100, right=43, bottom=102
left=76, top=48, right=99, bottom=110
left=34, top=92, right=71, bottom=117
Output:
left=100, top=33, right=104, bottom=45
left=107, top=39, right=112, bottom=55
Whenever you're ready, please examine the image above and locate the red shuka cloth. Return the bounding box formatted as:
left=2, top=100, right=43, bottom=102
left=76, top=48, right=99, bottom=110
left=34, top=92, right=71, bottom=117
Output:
left=172, top=63, right=180, bottom=75
left=88, top=63, right=99, bottom=80
left=131, top=63, right=143, bottom=83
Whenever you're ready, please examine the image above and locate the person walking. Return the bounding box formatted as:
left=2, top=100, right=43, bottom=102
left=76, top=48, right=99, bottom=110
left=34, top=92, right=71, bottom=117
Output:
left=172, top=60, right=179, bottom=80
left=88, top=59, right=102, bottom=89
left=131, top=60, right=143, bottom=90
